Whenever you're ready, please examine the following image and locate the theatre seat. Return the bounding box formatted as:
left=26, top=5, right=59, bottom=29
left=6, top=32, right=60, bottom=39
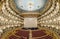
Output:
left=9, top=35, right=19, bottom=39
left=32, top=30, right=46, bottom=37
left=15, top=30, right=29, bottom=37
left=0, top=36, right=1, bottom=39
left=33, top=35, right=53, bottom=39
left=9, top=35, right=27, bottom=39
left=1, top=28, right=59, bottom=39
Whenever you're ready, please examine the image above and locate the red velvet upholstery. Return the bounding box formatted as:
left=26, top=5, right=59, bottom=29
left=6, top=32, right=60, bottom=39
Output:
left=9, top=35, right=20, bottom=39
left=15, top=30, right=29, bottom=37
left=0, top=36, right=1, bottom=39
left=32, top=30, right=46, bottom=37
left=9, top=35, right=26, bottom=39
left=1, top=29, right=55, bottom=39
left=33, top=35, right=53, bottom=39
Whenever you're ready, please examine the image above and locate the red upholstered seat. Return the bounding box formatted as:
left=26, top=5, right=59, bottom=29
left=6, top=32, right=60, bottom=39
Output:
left=15, top=30, right=29, bottom=37
left=9, top=35, right=20, bottom=39
left=4, top=29, right=55, bottom=39
left=32, top=30, right=46, bottom=37
left=9, top=35, right=26, bottom=39
left=33, top=35, right=53, bottom=39
left=42, top=35, right=53, bottom=39
left=0, top=36, right=1, bottom=39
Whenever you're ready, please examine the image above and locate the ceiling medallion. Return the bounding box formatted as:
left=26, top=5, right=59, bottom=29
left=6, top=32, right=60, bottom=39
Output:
left=14, top=0, right=47, bottom=11
left=8, top=0, right=51, bottom=13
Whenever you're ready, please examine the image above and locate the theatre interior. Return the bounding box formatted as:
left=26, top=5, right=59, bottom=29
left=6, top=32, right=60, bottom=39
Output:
left=0, top=0, right=60, bottom=39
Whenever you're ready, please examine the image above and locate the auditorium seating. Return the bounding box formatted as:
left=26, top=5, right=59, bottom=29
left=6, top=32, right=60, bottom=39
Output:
left=33, top=35, right=53, bottom=39
left=9, top=35, right=20, bottom=39
left=9, top=34, right=27, bottom=39
left=32, top=30, right=46, bottom=37
left=15, top=29, right=29, bottom=39
left=1, top=29, right=55, bottom=39
left=0, top=36, right=1, bottom=39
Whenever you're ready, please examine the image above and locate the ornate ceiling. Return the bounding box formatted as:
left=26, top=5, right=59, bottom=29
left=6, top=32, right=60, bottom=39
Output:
left=14, top=0, right=47, bottom=11
left=0, top=0, right=60, bottom=39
